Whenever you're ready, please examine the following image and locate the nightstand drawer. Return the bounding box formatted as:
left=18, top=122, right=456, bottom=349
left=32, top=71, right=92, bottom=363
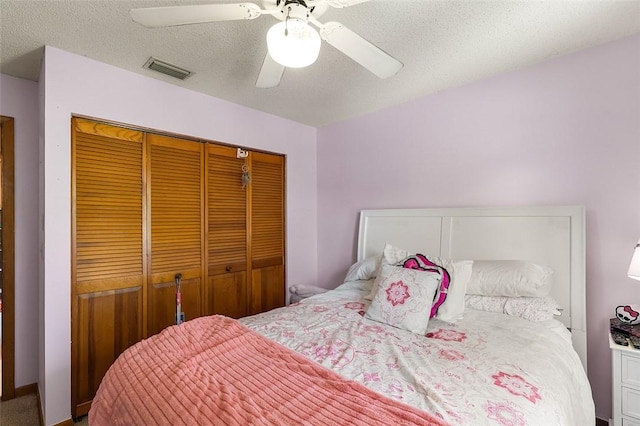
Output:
left=622, top=386, right=640, bottom=420
left=622, top=352, right=640, bottom=388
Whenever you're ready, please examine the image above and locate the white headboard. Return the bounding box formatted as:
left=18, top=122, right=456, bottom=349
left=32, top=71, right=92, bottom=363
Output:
left=357, top=206, right=587, bottom=371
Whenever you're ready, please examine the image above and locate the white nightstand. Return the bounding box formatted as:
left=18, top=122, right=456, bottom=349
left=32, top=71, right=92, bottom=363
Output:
left=610, top=332, right=640, bottom=426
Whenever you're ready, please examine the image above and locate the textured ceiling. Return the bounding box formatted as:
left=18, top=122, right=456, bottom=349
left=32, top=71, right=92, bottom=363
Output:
left=1, top=0, right=639, bottom=126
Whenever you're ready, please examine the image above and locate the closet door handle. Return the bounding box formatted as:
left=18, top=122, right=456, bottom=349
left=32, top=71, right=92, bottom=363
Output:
left=225, top=265, right=232, bottom=272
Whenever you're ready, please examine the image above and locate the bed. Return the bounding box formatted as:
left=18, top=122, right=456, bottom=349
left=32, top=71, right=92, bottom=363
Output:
left=89, top=206, right=595, bottom=425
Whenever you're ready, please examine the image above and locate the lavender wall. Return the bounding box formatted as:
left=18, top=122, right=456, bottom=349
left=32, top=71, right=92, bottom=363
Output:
left=0, top=75, right=40, bottom=389
left=8, top=32, right=639, bottom=423
left=317, top=34, right=640, bottom=420
left=40, top=46, right=317, bottom=425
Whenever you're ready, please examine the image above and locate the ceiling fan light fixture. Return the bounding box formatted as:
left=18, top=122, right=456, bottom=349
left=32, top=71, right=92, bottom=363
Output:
left=267, top=18, right=321, bottom=68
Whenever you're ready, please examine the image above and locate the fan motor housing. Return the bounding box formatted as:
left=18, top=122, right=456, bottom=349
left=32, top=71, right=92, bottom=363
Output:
left=264, top=0, right=327, bottom=19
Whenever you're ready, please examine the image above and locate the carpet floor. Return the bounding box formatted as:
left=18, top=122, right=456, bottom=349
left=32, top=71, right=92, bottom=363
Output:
left=0, top=394, right=88, bottom=426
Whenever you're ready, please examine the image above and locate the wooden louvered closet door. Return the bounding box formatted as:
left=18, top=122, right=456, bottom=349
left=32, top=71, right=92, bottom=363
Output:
left=71, top=117, right=285, bottom=417
left=206, top=145, right=248, bottom=318
left=71, top=118, right=145, bottom=418
left=147, top=134, right=204, bottom=336
left=249, top=151, right=285, bottom=315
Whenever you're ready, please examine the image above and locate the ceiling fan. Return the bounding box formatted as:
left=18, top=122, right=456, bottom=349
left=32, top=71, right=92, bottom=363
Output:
left=130, top=0, right=403, bottom=88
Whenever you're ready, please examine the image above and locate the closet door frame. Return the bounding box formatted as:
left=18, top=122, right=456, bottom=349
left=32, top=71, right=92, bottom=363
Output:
left=1, top=115, right=16, bottom=401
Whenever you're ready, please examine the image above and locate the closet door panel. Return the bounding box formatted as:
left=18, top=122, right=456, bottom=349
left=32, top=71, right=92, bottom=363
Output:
left=148, top=134, right=204, bottom=335
left=208, top=271, right=247, bottom=318
left=206, top=145, right=248, bottom=317
left=75, top=287, right=142, bottom=412
left=72, top=118, right=145, bottom=417
left=249, top=152, right=285, bottom=315
left=250, top=264, right=284, bottom=315
left=148, top=274, right=201, bottom=336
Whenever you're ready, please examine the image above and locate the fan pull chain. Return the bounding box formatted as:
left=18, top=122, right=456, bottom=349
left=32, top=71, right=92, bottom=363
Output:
left=284, top=6, right=291, bottom=36
left=242, top=162, right=251, bottom=189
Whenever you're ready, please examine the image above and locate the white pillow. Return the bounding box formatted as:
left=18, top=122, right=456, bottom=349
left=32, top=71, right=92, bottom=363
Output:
left=366, top=244, right=472, bottom=322
left=344, top=255, right=380, bottom=282
left=432, top=258, right=472, bottom=322
left=466, top=260, right=553, bottom=298
left=464, top=294, right=562, bottom=322
left=365, top=264, right=440, bottom=334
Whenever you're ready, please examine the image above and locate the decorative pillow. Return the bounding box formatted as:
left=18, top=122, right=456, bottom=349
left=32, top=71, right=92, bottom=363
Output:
left=365, top=264, right=440, bottom=334
left=366, top=244, right=472, bottom=322
left=466, top=260, right=553, bottom=298
left=365, top=244, right=427, bottom=300
left=343, top=255, right=380, bottom=282
left=464, top=294, right=562, bottom=322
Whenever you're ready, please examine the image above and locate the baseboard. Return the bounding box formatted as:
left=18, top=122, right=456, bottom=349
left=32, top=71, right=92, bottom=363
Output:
left=1, top=381, right=38, bottom=401
left=15, top=382, right=38, bottom=397
left=596, top=417, right=610, bottom=426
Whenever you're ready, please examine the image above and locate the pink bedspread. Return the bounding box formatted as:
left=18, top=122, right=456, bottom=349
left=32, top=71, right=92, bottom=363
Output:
left=89, top=315, right=448, bottom=425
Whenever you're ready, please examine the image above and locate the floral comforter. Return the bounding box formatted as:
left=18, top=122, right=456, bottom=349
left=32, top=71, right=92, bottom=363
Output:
left=241, top=280, right=594, bottom=426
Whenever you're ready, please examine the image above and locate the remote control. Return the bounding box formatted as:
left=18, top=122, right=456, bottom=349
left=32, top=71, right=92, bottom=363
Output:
left=612, top=331, right=629, bottom=346
left=629, top=334, right=640, bottom=350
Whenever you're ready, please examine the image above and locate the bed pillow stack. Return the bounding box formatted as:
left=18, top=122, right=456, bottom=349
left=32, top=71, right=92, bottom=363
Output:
left=355, top=246, right=561, bottom=330
left=464, top=260, right=561, bottom=321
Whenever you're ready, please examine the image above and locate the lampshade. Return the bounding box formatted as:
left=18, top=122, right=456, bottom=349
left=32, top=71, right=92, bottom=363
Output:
left=628, top=238, right=640, bottom=280
left=266, top=18, right=321, bottom=68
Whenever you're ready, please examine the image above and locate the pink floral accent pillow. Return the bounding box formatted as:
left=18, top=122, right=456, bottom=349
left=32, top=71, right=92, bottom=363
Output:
left=364, top=264, right=440, bottom=334
left=369, top=243, right=472, bottom=322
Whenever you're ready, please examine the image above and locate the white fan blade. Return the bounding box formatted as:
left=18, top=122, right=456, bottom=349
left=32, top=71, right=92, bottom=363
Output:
left=319, top=21, right=403, bottom=79
left=130, top=3, right=262, bottom=28
left=256, top=52, right=285, bottom=88
left=326, top=0, right=370, bottom=8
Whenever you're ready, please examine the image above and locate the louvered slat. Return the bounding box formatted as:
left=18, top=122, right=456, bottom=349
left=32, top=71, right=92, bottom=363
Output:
left=149, top=136, right=203, bottom=274
left=251, top=153, right=284, bottom=261
left=208, top=146, right=247, bottom=268
left=75, top=129, right=143, bottom=282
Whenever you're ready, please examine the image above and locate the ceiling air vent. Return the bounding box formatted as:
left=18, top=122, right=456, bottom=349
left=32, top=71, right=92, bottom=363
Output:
left=143, top=57, right=192, bottom=80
